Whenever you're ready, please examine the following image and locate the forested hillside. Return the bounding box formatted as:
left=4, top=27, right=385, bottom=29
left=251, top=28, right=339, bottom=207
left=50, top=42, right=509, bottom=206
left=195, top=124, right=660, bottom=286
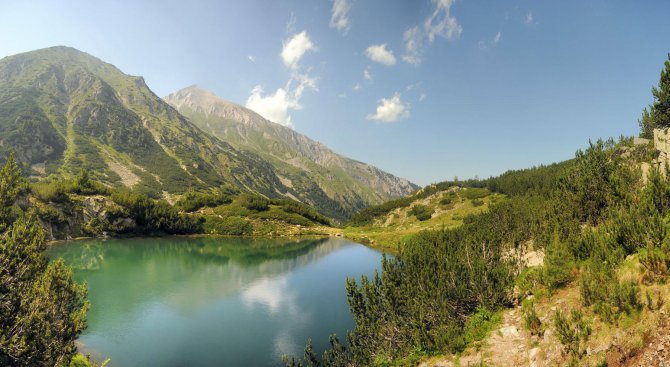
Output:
left=285, top=53, right=670, bottom=367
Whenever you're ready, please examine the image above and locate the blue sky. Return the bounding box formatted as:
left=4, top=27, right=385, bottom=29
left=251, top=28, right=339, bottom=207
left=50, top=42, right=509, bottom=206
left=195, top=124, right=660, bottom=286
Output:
left=1, top=0, right=669, bottom=185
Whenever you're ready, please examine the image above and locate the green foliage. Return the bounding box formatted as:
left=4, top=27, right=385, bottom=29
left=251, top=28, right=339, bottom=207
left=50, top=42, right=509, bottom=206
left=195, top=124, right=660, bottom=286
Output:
left=460, top=188, right=489, bottom=200
left=347, top=182, right=461, bottom=226
left=343, top=225, right=516, bottom=364
left=579, top=245, right=641, bottom=323
left=463, top=306, right=502, bottom=347
left=542, top=233, right=575, bottom=291
left=273, top=199, right=332, bottom=226
left=237, top=193, right=270, bottom=212
left=69, top=354, right=110, bottom=367
left=522, top=299, right=543, bottom=336
left=639, top=53, right=670, bottom=138
left=203, top=216, right=253, bottom=236
left=31, top=181, right=69, bottom=203
left=174, top=187, right=235, bottom=212
left=559, top=139, right=631, bottom=225
left=639, top=245, right=670, bottom=283
left=439, top=192, right=457, bottom=206
left=0, top=159, right=88, bottom=366
left=553, top=309, right=592, bottom=364
left=110, top=191, right=202, bottom=234
left=409, top=204, right=433, bottom=221
left=0, top=153, right=22, bottom=230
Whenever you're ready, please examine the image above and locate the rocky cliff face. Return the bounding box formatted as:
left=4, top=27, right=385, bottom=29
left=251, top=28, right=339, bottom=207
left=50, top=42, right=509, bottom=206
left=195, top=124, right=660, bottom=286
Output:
left=165, top=86, right=419, bottom=220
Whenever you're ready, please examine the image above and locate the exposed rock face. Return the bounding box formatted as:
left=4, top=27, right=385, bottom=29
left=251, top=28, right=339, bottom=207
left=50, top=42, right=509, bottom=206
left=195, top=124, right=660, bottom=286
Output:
left=165, top=86, right=419, bottom=220
left=654, top=128, right=670, bottom=166
left=641, top=129, right=670, bottom=181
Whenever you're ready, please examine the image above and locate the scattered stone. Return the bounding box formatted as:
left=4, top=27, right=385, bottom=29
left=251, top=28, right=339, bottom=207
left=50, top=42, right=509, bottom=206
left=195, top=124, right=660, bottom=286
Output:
left=500, top=326, right=519, bottom=337
left=529, top=347, right=540, bottom=361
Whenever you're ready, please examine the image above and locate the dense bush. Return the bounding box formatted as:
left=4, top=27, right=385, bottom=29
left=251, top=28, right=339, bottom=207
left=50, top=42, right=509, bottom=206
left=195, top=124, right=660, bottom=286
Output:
left=110, top=191, right=202, bottom=234
left=174, top=188, right=235, bottom=212
left=203, top=216, right=253, bottom=236
left=237, top=194, right=270, bottom=212
left=409, top=204, right=433, bottom=221
left=0, top=158, right=89, bottom=367
left=554, top=309, right=592, bottom=365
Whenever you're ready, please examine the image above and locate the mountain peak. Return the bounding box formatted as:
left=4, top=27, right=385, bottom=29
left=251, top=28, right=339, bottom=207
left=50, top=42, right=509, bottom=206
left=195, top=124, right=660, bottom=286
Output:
left=165, top=86, right=264, bottom=125
left=166, top=85, right=420, bottom=219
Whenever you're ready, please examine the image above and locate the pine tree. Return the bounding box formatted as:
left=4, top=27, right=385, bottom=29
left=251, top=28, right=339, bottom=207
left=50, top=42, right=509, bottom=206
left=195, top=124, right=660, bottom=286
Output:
left=0, top=152, right=21, bottom=230
left=0, top=160, right=89, bottom=367
left=640, top=53, right=670, bottom=138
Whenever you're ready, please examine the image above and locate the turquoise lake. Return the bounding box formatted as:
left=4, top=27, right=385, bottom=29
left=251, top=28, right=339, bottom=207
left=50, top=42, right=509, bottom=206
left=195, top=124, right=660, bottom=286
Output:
left=47, top=236, right=383, bottom=367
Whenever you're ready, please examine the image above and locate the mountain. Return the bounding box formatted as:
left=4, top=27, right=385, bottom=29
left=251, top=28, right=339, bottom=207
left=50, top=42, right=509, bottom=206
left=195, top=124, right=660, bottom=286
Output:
left=0, top=46, right=416, bottom=220
left=164, top=86, right=419, bottom=220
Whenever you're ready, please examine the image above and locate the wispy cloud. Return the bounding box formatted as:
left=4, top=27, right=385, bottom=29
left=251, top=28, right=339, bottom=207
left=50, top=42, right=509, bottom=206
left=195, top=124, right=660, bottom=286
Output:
left=367, top=93, right=410, bottom=123
left=353, top=83, right=361, bottom=91
left=247, top=55, right=256, bottom=63
left=525, top=11, right=534, bottom=25
left=365, top=44, right=397, bottom=66
left=363, top=67, right=372, bottom=81
left=424, top=0, right=463, bottom=42
left=329, top=0, right=351, bottom=34
left=281, top=31, right=317, bottom=70
left=402, top=26, right=423, bottom=65
left=286, top=12, right=297, bottom=33
left=402, top=0, right=462, bottom=65
left=478, top=31, right=501, bottom=50
left=419, top=93, right=427, bottom=102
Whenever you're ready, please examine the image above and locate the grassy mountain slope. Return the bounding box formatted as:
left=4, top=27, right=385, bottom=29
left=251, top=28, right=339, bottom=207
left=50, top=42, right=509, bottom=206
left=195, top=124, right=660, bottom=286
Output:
left=164, top=86, right=418, bottom=221
left=0, top=46, right=289, bottom=201
left=344, top=185, right=503, bottom=249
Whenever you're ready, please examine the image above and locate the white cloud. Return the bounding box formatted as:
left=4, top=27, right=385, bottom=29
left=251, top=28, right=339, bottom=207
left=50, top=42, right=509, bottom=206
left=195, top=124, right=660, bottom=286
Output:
left=493, top=32, right=501, bottom=45
left=402, top=0, right=461, bottom=65
left=246, top=86, right=299, bottom=127
left=365, top=44, right=396, bottom=66
left=363, top=67, right=372, bottom=81
left=353, top=83, right=361, bottom=91
left=419, top=93, right=427, bottom=102
left=402, top=26, right=423, bottom=65
left=424, top=0, right=462, bottom=43
left=525, top=11, right=534, bottom=25
left=330, top=0, right=351, bottom=34
left=245, top=73, right=317, bottom=127
left=247, top=55, right=256, bottom=62
left=367, top=93, right=410, bottom=123
left=286, top=12, right=297, bottom=33
left=281, top=31, right=317, bottom=70
left=479, top=31, right=501, bottom=50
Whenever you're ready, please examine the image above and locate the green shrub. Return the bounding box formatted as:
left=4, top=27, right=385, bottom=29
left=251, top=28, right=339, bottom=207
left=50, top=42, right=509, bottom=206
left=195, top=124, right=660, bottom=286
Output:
left=175, top=188, right=234, bottom=212
left=542, top=234, right=575, bottom=291
left=203, top=216, right=253, bottom=236
left=461, top=188, right=489, bottom=200
left=638, top=245, right=670, bottom=283
left=237, top=194, right=270, bottom=212
left=554, top=309, right=592, bottom=364
left=409, top=204, right=433, bottom=221
left=31, top=181, right=69, bottom=203
left=471, top=199, right=484, bottom=207
left=463, top=306, right=501, bottom=347
left=522, top=299, right=543, bottom=336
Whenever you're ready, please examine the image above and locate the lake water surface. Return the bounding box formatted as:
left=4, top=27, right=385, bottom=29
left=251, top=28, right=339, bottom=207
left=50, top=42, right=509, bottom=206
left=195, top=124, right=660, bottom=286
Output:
left=47, top=236, right=382, bottom=367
